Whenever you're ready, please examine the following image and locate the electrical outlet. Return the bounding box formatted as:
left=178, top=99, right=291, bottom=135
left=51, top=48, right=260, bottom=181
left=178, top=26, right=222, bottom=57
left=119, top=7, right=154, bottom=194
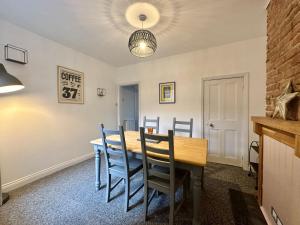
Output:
left=271, top=207, right=277, bottom=221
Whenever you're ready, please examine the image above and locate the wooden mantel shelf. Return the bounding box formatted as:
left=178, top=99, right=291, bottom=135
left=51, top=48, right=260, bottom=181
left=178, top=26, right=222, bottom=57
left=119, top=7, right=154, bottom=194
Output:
left=252, top=116, right=300, bottom=158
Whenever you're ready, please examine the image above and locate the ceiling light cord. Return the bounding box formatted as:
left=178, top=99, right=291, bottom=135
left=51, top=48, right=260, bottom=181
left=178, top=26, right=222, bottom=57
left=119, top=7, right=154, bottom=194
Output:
left=139, top=14, right=147, bottom=30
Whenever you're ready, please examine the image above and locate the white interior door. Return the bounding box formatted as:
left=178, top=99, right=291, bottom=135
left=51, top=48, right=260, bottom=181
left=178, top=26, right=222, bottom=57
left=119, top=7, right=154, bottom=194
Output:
left=203, top=77, right=243, bottom=166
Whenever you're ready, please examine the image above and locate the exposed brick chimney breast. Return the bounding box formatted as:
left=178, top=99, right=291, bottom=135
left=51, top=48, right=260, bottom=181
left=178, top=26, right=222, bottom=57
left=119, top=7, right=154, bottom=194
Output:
left=266, top=0, right=300, bottom=120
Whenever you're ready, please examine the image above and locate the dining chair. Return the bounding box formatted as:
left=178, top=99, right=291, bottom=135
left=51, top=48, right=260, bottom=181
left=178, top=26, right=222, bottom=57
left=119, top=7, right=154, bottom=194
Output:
left=143, top=116, right=160, bottom=134
left=172, top=118, right=204, bottom=189
left=173, top=118, right=193, bottom=137
left=100, top=124, right=144, bottom=212
left=140, top=127, right=188, bottom=225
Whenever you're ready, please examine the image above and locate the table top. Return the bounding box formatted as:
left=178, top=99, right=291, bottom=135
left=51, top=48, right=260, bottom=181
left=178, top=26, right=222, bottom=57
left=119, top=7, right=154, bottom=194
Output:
left=90, top=131, right=207, bottom=167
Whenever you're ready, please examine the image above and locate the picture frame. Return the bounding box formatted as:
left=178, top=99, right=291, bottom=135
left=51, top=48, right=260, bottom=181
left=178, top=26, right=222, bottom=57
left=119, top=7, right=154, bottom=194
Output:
left=4, top=44, right=28, bottom=64
left=159, top=82, right=176, bottom=104
left=57, top=66, right=84, bottom=104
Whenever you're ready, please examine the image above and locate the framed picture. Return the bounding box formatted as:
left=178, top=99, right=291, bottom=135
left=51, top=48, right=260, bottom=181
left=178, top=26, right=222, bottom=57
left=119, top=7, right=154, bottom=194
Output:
left=159, top=82, right=176, bottom=104
left=57, top=66, right=84, bottom=104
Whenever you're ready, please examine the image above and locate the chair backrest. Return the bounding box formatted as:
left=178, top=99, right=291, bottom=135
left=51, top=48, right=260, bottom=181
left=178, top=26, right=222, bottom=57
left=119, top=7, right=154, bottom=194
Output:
left=143, top=116, right=160, bottom=134
left=172, top=118, right=193, bottom=137
left=140, top=127, right=175, bottom=190
left=100, top=124, right=129, bottom=173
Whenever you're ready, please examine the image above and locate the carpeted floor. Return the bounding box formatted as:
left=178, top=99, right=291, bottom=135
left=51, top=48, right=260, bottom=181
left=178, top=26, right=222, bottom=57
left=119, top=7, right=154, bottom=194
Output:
left=0, top=158, right=258, bottom=225
left=229, top=189, right=267, bottom=225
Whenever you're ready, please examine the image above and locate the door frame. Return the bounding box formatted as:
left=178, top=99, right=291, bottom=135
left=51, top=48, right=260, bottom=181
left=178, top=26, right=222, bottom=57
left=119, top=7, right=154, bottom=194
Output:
left=117, top=81, right=141, bottom=129
left=201, top=73, right=249, bottom=170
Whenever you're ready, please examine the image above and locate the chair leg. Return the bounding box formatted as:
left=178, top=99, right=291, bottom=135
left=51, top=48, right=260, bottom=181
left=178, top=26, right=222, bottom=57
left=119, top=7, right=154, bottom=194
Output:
left=201, top=167, right=204, bottom=189
left=189, top=174, right=193, bottom=194
left=187, top=173, right=191, bottom=190
left=144, top=186, right=148, bottom=221
left=183, top=179, right=188, bottom=201
left=124, top=178, right=130, bottom=212
left=106, top=174, right=111, bottom=203
left=156, top=190, right=159, bottom=198
left=169, top=192, right=175, bottom=225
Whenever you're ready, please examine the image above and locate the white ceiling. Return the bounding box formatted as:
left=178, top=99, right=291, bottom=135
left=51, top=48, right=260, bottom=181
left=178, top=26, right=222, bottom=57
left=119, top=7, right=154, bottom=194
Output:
left=0, top=0, right=266, bottom=67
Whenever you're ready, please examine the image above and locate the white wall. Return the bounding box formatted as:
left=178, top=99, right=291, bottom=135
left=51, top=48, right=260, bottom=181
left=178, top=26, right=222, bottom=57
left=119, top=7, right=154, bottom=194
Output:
left=0, top=19, right=117, bottom=190
left=116, top=36, right=266, bottom=162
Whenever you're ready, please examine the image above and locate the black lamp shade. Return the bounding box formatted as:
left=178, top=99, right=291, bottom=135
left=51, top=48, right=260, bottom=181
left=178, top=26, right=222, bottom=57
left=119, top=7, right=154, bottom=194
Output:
left=0, top=63, right=24, bottom=93
left=128, top=29, right=157, bottom=58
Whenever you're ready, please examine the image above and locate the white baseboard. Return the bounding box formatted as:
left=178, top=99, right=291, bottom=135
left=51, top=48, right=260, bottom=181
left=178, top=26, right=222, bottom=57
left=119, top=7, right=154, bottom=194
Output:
left=2, top=153, right=94, bottom=192
left=261, top=206, right=273, bottom=225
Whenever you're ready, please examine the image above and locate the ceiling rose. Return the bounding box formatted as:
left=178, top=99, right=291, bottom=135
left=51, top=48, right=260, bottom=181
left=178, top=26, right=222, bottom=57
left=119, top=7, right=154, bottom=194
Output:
left=104, top=0, right=179, bottom=36
left=125, top=2, right=160, bottom=29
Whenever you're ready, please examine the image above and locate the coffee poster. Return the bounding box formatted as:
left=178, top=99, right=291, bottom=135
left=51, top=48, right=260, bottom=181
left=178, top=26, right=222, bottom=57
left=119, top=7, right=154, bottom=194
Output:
left=57, top=66, right=84, bottom=104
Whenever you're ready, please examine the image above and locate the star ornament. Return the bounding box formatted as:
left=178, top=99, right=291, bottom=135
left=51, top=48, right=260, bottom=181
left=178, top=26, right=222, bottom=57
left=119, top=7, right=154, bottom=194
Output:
left=272, top=80, right=299, bottom=120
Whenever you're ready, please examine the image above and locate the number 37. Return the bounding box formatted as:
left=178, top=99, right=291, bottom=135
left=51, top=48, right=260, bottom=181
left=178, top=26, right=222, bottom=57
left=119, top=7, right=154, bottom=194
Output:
left=62, top=87, right=78, bottom=99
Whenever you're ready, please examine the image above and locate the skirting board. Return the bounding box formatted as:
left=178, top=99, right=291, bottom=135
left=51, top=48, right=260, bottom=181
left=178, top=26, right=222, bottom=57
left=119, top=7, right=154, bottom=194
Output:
left=260, top=206, right=273, bottom=225
left=2, top=153, right=94, bottom=192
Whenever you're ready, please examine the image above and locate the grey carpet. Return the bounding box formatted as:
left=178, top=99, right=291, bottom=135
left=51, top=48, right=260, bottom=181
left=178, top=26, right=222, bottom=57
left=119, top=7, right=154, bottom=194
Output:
left=229, top=189, right=267, bottom=225
left=0, top=158, right=256, bottom=225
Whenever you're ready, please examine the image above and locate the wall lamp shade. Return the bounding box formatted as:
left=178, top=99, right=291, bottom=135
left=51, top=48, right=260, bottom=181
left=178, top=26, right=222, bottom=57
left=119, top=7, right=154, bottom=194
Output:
left=0, top=63, right=24, bottom=93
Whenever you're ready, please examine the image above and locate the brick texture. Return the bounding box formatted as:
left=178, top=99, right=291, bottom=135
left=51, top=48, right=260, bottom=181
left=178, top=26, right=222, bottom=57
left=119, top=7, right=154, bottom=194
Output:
left=266, top=0, right=300, bottom=120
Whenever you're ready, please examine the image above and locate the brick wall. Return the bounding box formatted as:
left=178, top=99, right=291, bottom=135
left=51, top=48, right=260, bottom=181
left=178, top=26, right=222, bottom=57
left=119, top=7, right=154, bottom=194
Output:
left=266, top=0, right=300, bottom=120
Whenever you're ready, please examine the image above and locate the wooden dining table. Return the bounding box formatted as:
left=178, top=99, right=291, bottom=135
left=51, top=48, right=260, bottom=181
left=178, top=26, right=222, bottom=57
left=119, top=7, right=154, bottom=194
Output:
left=90, top=131, right=208, bottom=225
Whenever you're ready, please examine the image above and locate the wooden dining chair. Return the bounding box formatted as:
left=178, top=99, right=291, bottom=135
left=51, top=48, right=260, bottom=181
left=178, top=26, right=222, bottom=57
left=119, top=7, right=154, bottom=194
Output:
left=173, top=118, right=193, bottom=137
left=100, top=124, right=144, bottom=212
left=140, top=127, right=188, bottom=225
left=143, top=116, right=160, bottom=134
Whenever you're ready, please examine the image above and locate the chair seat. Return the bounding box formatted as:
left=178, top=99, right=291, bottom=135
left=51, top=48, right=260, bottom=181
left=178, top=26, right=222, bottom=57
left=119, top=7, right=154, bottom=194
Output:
left=147, top=166, right=188, bottom=193
left=110, top=158, right=143, bottom=177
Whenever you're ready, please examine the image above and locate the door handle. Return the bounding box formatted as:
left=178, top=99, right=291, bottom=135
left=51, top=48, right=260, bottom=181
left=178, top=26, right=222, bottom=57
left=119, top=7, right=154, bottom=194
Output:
left=207, top=123, right=214, bottom=128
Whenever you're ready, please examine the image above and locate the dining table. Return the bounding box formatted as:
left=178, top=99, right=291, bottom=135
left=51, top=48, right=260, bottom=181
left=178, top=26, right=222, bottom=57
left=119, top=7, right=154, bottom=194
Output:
left=90, top=131, right=208, bottom=225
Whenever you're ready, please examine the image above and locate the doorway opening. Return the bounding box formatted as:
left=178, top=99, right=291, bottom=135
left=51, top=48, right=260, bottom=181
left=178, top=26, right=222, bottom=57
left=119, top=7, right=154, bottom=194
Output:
left=119, top=84, right=139, bottom=131
left=202, top=73, right=249, bottom=169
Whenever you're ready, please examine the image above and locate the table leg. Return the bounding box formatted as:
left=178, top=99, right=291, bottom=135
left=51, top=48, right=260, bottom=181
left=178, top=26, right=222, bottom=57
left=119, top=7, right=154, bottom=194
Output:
left=94, top=145, right=101, bottom=191
left=191, top=166, right=203, bottom=225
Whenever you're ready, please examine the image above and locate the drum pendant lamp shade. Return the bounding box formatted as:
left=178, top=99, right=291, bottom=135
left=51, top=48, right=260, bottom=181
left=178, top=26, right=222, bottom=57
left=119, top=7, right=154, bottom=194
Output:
left=0, top=63, right=24, bottom=93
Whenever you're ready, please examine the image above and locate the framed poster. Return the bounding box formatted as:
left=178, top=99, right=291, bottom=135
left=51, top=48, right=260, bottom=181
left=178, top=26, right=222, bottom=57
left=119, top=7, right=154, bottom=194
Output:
left=57, top=66, right=84, bottom=104
left=159, top=82, right=176, bottom=104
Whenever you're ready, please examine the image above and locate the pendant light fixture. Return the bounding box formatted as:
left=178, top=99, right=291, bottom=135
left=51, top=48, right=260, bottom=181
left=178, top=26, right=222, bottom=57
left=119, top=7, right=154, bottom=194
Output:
left=128, top=14, right=157, bottom=58
left=0, top=63, right=24, bottom=94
